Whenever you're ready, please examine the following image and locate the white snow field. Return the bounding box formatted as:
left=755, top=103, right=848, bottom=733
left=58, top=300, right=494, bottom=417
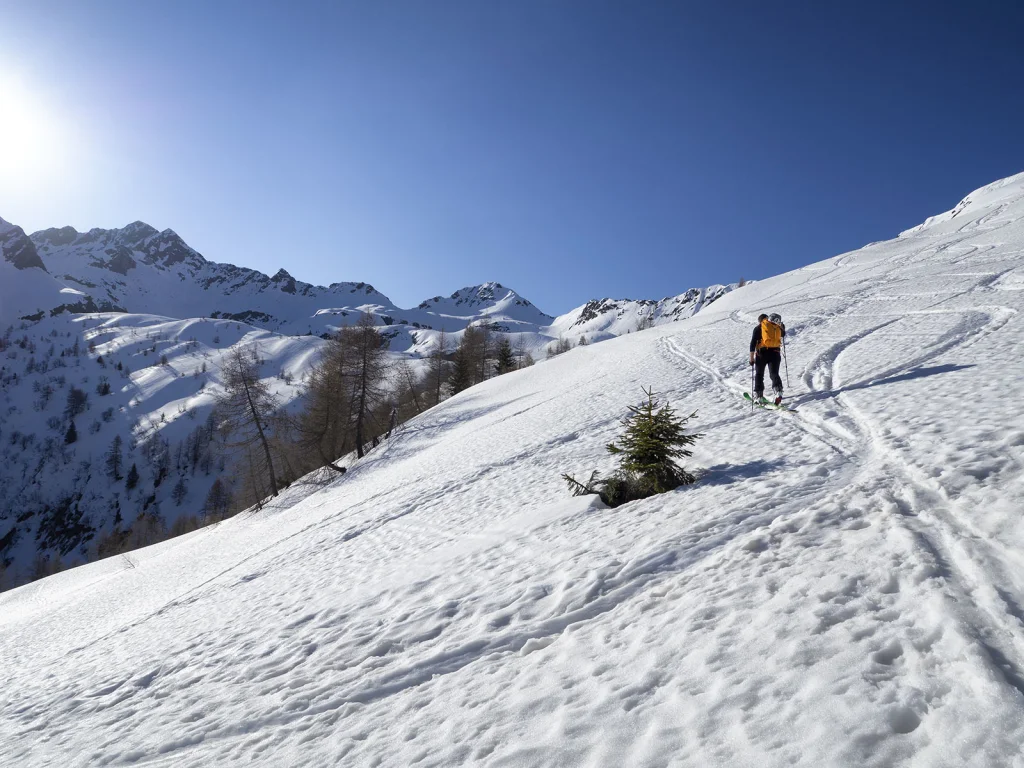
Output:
left=3, top=172, right=1024, bottom=767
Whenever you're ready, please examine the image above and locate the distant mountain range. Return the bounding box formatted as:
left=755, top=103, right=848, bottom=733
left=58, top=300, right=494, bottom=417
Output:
left=0, top=215, right=738, bottom=352
left=0, top=212, right=738, bottom=591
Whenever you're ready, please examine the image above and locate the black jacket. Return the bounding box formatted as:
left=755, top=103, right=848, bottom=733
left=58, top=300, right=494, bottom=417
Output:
left=750, top=322, right=786, bottom=353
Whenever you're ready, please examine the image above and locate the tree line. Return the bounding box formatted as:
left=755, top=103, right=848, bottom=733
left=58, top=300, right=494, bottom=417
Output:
left=217, top=315, right=537, bottom=508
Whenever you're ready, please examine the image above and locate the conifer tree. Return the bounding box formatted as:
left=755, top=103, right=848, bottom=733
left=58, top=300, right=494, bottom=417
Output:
left=346, top=314, right=390, bottom=458
left=513, top=334, right=528, bottom=369
left=65, top=386, right=88, bottom=417
left=204, top=478, right=233, bottom=519
left=563, top=387, right=701, bottom=507
left=448, top=346, right=472, bottom=395
left=64, top=420, right=77, bottom=444
left=172, top=476, right=188, bottom=506
left=125, top=463, right=140, bottom=491
left=217, top=345, right=280, bottom=497
left=427, top=329, right=450, bottom=406
left=105, top=435, right=123, bottom=480
left=606, top=387, right=700, bottom=492
left=494, top=337, right=516, bottom=375
left=474, top=325, right=492, bottom=383
left=397, top=359, right=423, bottom=416
left=295, top=331, right=354, bottom=473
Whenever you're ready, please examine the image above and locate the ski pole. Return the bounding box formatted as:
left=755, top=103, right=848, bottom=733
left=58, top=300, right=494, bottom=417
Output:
left=750, top=357, right=755, bottom=412
left=782, top=337, right=790, bottom=388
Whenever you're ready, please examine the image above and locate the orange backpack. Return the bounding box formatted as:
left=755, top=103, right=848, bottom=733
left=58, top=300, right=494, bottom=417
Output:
left=759, top=319, right=783, bottom=349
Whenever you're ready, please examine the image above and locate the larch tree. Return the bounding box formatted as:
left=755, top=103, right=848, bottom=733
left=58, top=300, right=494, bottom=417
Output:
left=217, top=345, right=280, bottom=498
left=473, top=325, right=492, bottom=384
left=295, top=333, right=354, bottom=474
left=345, top=314, right=391, bottom=458
left=397, top=358, right=423, bottom=416
left=427, top=328, right=450, bottom=406
left=204, top=477, right=233, bottom=520
left=513, top=334, right=528, bottom=370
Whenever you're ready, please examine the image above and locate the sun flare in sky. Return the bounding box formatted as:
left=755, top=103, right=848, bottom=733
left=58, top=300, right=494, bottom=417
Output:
left=0, top=71, right=68, bottom=189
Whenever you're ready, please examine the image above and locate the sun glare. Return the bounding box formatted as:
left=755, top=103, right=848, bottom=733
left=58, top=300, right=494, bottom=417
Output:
left=0, top=72, right=67, bottom=184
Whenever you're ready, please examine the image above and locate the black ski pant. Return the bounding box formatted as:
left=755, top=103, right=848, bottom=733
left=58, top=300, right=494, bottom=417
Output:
left=754, top=348, right=783, bottom=397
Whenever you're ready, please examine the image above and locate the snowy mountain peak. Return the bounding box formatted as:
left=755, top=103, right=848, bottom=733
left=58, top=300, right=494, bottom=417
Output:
left=326, top=281, right=385, bottom=298
left=33, top=226, right=79, bottom=247
left=118, top=220, right=160, bottom=246
left=270, top=268, right=298, bottom=294
left=433, top=282, right=551, bottom=316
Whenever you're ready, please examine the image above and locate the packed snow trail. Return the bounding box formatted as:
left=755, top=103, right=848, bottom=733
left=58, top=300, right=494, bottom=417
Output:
left=2, top=173, right=1024, bottom=766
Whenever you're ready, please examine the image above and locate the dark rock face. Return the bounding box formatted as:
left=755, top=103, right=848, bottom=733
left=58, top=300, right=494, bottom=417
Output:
left=35, top=226, right=78, bottom=247
left=0, top=225, right=48, bottom=272
left=105, top=247, right=138, bottom=276
left=210, top=309, right=276, bottom=324
left=271, top=269, right=297, bottom=294
left=146, top=230, right=198, bottom=268
left=117, top=221, right=160, bottom=248
left=702, top=285, right=730, bottom=306
left=48, top=298, right=125, bottom=317
left=574, top=298, right=627, bottom=326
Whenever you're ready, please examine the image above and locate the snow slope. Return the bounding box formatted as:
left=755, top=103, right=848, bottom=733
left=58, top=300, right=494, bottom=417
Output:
left=2, top=171, right=1024, bottom=766
left=0, top=311, right=319, bottom=584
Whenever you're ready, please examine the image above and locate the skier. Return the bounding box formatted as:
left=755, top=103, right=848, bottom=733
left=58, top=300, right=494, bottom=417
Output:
left=749, top=313, right=786, bottom=405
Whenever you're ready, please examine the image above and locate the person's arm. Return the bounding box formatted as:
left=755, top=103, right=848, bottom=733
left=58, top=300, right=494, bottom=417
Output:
left=781, top=323, right=786, bottom=338
left=749, top=327, right=760, bottom=363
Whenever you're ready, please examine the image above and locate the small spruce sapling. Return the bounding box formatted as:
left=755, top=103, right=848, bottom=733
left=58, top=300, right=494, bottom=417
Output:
left=562, top=387, right=700, bottom=507
left=605, top=386, right=699, bottom=492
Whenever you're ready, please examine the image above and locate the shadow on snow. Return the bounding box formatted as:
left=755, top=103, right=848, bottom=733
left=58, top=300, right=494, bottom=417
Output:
left=699, top=459, right=782, bottom=487
left=795, top=363, right=976, bottom=406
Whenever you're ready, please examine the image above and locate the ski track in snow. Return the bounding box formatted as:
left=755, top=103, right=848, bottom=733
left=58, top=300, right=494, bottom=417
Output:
left=3, top=175, right=1024, bottom=766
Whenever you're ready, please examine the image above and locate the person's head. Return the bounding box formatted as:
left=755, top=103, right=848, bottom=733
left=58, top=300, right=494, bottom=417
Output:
left=758, top=314, right=768, bottom=322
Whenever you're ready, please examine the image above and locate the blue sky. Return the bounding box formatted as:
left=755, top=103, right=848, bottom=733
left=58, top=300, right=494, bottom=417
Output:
left=1, top=0, right=1021, bottom=313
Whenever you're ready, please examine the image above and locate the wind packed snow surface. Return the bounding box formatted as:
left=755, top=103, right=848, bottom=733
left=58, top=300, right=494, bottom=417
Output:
left=3, top=172, right=1024, bottom=766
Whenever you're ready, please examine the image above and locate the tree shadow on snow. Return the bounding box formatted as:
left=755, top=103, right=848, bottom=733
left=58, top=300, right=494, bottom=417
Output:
left=699, top=459, right=782, bottom=487
left=353, top=394, right=539, bottom=471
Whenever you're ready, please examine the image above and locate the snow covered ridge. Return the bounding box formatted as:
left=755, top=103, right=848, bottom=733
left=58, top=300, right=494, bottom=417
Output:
left=552, top=284, right=736, bottom=342
left=3, top=169, right=1024, bottom=765
left=0, top=213, right=740, bottom=353
left=899, top=169, right=1024, bottom=236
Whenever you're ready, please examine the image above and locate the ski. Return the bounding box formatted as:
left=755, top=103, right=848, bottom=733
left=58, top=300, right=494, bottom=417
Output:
left=743, top=392, right=793, bottom=411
